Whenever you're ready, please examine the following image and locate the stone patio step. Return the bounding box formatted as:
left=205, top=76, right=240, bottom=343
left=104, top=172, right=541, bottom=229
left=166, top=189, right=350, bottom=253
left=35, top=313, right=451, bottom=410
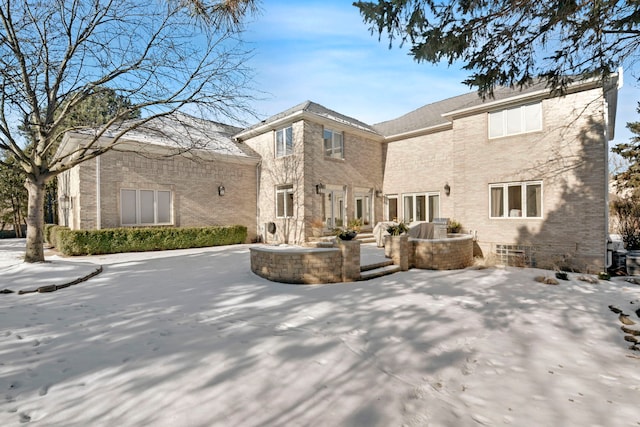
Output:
left=358, top=264, right=401, bottom=281
left=356, top=232, right=376, bottom=244
left=360, top=259, right=394, bottom=272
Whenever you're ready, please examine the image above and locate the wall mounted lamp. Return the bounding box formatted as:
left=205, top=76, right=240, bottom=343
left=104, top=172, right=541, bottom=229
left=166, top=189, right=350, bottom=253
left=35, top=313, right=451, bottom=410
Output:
left=375, top=190, right=383, bottom=198
left=315, top=183, right=325, bottom=195
left=444, top=183, right=451, bottom=196
left=218, top=185, right=225, bottom=196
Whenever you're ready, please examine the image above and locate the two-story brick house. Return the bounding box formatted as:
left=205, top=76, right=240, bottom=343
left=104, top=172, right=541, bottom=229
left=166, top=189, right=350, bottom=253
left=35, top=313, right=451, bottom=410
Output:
left=59, top=77, right=619, bottom=271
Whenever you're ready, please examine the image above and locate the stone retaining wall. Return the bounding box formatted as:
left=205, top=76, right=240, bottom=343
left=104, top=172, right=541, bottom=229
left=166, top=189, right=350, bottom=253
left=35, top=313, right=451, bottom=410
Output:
left=250, top=240, right=360, bottom=284
left=410, top=234, right=474, bottom=270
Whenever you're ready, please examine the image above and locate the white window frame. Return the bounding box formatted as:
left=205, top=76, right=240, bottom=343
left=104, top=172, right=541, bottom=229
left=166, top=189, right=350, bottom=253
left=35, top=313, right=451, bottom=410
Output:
left=276, top=184, right=294, bottom=218
left=386, top=195, right=399, bottom=222
left=120, top=189, right=173, bottom=226
left=323, top=128, right=344, bottom=159
left=401, top=192, right=440, bottom=223
left=275, top=126, right=293, bottom=158
left=489, top=181, right=543, bottom=219
left=488, top=102, right=542, bottom=138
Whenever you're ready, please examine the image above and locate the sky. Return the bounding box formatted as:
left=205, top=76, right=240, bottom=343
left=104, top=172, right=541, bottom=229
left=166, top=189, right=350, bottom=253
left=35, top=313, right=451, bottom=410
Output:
left=241, top=1, right=640, bottom=152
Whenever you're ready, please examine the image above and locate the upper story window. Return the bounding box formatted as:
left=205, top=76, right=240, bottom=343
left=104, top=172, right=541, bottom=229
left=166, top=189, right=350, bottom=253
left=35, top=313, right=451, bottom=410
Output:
left=275, top=126, right=293, bottom=157
left=490, top=181, right=542, bottom=219
left=488, top=102, right=542, bottom=138
left=324, top=128, right=343, bottom=159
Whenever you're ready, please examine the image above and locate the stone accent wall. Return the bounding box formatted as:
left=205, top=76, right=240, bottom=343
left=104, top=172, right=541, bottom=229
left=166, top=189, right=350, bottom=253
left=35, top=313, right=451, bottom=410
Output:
left=250, top=246, right=343, bottom=284
left=411, top=234, right=474, bottom=270
left=250, top=240, right=362, bottom=284
left=386, top=235, right=409, bottom=271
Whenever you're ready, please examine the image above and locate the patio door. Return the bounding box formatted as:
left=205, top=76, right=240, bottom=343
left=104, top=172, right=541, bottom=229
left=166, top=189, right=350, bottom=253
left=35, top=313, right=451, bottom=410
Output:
left=324, top=186, right=345, bottom=228
left=402, top=192, right=440, bottom=222
left=354, top=189, right=372, bottom=227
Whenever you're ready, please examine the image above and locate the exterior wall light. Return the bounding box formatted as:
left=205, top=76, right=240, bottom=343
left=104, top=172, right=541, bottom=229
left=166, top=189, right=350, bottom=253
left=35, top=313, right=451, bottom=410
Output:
left=315, top=183, right=325, bottom=194
left=218, top=185, right=225, bottom=196
left=375, top=190, right=383, bottom=198
left=444, top=183, right=451, bottom=196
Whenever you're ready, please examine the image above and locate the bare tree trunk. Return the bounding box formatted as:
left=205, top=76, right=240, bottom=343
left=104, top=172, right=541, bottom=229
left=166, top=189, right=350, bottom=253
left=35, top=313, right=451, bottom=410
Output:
left=24, top=178, right=46, bottom=263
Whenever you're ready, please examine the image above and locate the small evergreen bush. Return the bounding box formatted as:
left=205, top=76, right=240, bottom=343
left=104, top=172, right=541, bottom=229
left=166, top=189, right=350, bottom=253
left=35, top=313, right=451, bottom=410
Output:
left=54, top=225, right=247, bottom=256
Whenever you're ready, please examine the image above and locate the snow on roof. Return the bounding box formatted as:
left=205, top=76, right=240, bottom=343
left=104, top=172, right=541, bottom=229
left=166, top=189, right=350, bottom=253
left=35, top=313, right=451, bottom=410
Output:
left=73, top=112, right=255, bottom=158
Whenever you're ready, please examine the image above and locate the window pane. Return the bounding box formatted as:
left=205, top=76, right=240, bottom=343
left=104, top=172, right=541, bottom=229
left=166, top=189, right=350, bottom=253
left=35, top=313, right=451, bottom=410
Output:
left=140, top=190, right=155, bottom=223
left=526, top=184, right=542, bottom=217
left=508, top=185, right=522, bottom=216
left=416, top=195, right=426, bottom=221
left=286, top=191, right=294, bottom=217
left=524, top=103, right=542, bottom=132
left=356, top=198, right=363, bottom=219
left=429, top=195, right=439, bottom=222
left=324, top=129, right=332, bottom=156
left=488, top=111, right=503, bottom=138
left=334, top=132, right=343, bottom=158
left=285, top=127, right=293, bottom=155
left=490, top=187, right=504, bottom=217
left=388, top=197, right=398, bottom=222
left=276, top=191, right=285, bottom=217
left=157, top=191, right=171, bottom=223
left=506, top=107, right=522, bottom=135
left=121, top=190, right=137, bottom=224
left=404, top=196, right=413, bottom=222
left=276, top=130, right=284, bottom=157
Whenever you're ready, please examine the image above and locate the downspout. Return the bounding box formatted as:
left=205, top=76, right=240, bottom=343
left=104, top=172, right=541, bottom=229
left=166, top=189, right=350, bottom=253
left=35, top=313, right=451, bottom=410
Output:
left=256, top=160, right=261, bottom=242
left=96, top=155, right=101, bottom=230
left=604, top=94, right=610, bottom=269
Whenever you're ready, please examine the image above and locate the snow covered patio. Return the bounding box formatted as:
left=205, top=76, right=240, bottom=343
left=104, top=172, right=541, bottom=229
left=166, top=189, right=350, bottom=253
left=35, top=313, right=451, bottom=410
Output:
left=1, top=239, right=639, bottom=426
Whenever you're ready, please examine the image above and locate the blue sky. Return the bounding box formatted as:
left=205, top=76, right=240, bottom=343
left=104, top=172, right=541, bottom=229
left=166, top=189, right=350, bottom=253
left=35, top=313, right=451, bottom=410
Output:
left=242, top=1, right=639, bottom=150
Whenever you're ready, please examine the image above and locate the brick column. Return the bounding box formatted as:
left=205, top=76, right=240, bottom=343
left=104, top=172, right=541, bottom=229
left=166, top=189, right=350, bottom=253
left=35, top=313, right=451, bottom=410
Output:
left=389, top=235, right=409, bottom=271
left=339, top=240, right=361, bottom=282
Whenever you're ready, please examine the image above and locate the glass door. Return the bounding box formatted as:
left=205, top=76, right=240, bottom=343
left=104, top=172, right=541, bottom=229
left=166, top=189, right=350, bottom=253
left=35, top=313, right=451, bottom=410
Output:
left=324, top=187, right=345, bottom=228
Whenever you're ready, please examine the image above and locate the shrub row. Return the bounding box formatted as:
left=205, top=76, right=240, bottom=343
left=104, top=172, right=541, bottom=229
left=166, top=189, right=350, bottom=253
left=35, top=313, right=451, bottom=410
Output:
left=46, top=225, right=247, bottom=256
left=45, top=224, right=70, bottom=248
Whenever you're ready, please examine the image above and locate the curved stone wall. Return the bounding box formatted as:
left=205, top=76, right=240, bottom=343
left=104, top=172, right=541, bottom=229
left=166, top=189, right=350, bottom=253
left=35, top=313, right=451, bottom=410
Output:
left=410, top=234, right=474, bottom=270
left=250, top=246, right=343, bottom=284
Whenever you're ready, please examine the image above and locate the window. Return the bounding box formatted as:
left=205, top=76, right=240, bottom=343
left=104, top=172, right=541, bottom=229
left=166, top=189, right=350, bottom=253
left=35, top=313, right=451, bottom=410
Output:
left=276, top=184, right=294, bottom=218
left=402, top=192, right=440, bottom=222
left=121, top=189, right=172, bottom=226
left=324, top=128, right=343, bottom=159
left=489, top=102, right=542, bottom=138
left=275, top=126, right=293, bottom=157
left=490, top=182, right=542, bottom=218
left=387, top=195, right=398, bottom=221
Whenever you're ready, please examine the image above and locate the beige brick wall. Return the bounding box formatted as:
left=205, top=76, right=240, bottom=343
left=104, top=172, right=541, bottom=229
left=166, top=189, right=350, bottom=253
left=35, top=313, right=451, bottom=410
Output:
left=384, top=87, right=609, bottom=272
left=243, top=118, right=384, bottom=244
left=63, top=148, right=259, bottom=240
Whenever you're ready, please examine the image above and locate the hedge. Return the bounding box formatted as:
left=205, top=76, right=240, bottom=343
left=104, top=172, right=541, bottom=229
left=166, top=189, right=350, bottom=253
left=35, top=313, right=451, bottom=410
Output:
left=45, top=224, right=70, bottom=248
left=51, top=225, right=247, bottom=256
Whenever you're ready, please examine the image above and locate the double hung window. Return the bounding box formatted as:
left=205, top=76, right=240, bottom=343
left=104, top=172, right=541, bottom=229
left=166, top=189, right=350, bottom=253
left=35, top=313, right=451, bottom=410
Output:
left=276, top=185, right=294, bottom=218
left=489, top=102, right=542, bottom=138
left=490, top=181, right=542, bottom=218
left=275, top=126, right=293, bottom=157
left=121, top=189, right=172, bottom=226
left=324, top=128, right=343, bottom=159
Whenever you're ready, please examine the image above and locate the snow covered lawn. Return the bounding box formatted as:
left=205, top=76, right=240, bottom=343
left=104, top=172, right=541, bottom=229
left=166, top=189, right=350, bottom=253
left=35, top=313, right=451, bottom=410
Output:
left=1, top=239, right=639, bottom=426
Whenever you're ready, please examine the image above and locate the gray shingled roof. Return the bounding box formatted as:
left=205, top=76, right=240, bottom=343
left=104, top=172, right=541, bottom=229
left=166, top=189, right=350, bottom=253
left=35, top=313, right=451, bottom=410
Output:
left=73, top=112, right=258, bottom=158
left=237, top=100, right=379, bottom=136
left=373, top=80, right=551, bottom=137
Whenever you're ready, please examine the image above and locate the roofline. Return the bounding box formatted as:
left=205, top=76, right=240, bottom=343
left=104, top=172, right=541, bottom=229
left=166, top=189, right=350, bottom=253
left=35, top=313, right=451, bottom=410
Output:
left=441, top=77, right=609, bottom=120
left=61, top=131, right=261, bottom=165
left=383, top=122, right=452, bottom=142
left=235, top=110, right=384, bottom=142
